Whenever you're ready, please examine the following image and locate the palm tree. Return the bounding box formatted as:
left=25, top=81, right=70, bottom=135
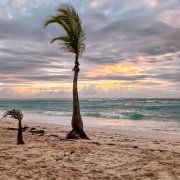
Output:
left=44, top=4, right=88, bottom=139
left=3, top=109, right=24, bottom=144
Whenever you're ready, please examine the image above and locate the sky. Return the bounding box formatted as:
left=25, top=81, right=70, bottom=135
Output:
left=0, top=0, right=180, bottom=99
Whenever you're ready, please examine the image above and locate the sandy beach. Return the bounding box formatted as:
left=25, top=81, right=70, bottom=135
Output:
left=0, top=119, right=180, bottom=180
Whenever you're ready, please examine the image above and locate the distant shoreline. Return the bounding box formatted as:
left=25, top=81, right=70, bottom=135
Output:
left=0, top=98, right=180, bottom=100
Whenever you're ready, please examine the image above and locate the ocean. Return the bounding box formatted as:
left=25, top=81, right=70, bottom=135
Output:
left=0, top=99, right=180, bottom=134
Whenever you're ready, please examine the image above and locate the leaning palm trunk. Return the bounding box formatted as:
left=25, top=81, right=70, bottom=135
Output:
left=66, top=57, right=88, bottom=139
left=72, top=59, right=82, bottom=130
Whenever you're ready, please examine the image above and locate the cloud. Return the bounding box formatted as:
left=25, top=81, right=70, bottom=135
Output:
left=144, top=0, right=157, bottom=7
left=0, top=19, right=46, bottom=41
left=88, top=0, right=105, bottom=9
left=0, top=0, right=180, bottom=98
left=157, top=73, right=180, bottom=83
left=80, top=85, right=99, bottom=95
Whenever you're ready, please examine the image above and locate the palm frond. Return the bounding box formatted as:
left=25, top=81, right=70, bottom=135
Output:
left=50, top=36, right=65, bottom=44
left=2, top=109, right=23, bottom=121
left=44, top=16, right=58, bottom=28
left=44, top=3, right=86, bottom=58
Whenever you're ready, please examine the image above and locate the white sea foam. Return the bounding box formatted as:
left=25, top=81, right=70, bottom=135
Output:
left=20, top=111, right=180, bottom=135
left=0, top=99, right=180, bottom=135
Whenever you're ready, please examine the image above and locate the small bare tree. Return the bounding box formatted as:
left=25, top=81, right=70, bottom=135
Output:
left=2, top=109, right=24, bottom=144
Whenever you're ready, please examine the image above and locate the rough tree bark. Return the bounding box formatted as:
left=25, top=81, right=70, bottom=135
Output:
left=67, top=55, right=89, bottom=139
left=17, top=119, right=24, bottom=144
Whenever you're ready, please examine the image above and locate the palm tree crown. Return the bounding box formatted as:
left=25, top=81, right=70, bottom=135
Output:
left=44, top=4, right=86, bottom=58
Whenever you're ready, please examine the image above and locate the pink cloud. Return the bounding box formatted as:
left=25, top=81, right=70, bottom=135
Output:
left=158, top=8, right=180, bottom=28
left=0, top=6, right=6, bottom=19
left=144, top=0, right=157, bottom=7
left=10, top=0, right=26, bottom=6
left=89, top=0, right=105, bottom=9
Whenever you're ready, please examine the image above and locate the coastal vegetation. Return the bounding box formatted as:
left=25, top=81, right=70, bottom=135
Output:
left=44, top=4, right=88, bottom=139
left=2, top=109, right=24, bottom=145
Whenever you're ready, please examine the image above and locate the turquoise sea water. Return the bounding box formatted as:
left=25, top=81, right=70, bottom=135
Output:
left=0, top=99, right=180, bottom=134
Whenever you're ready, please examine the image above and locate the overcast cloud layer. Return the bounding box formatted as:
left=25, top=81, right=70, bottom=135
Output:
left=0, top=0, right=180, bottom=98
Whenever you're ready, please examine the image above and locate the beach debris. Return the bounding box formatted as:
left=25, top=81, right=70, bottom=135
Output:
left=2, top=109, right=25, bottom=145
left=152, top=140, right=160, bottom=144
left=106, top=143, right=116, bottom=146
left=6, top=126, right=29, bottom=132
left=70, top=150, right=75, bottom=154
left=6, top=127, right=17, bottom=131
left=23, top=126, right=30, bottom=131
left=28, top=128, right=45, bottom=136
